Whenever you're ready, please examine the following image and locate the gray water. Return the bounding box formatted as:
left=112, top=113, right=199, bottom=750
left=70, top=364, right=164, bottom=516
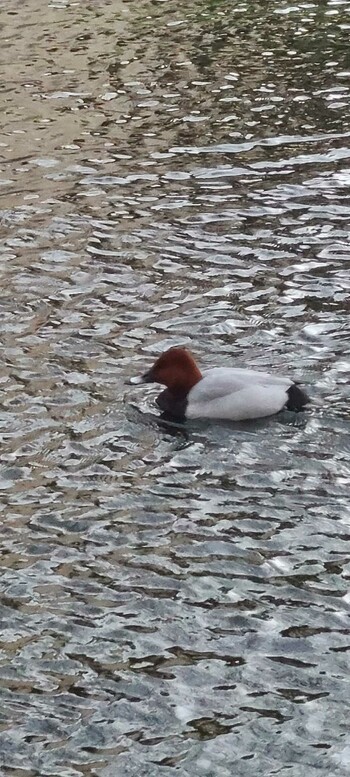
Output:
left=1, top=1, right=350, bottom=775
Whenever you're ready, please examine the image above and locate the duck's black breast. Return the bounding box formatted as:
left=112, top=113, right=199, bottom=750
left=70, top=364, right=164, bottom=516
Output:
left=156, top=389, right=188, bottom=422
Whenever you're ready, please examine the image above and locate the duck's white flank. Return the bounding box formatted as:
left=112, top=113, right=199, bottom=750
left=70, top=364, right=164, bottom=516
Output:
left=187, top=368, right=293, bottom=420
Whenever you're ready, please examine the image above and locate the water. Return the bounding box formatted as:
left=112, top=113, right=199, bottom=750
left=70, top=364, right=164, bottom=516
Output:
left=1, top=1, right=350, bottom=775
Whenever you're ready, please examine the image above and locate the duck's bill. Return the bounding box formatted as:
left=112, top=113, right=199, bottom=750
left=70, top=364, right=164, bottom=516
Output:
left=128, top=370, right=153, bottom=385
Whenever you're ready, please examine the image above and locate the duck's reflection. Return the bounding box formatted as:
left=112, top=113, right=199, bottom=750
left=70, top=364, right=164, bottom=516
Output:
left=156, top=412, right=189, bottom=440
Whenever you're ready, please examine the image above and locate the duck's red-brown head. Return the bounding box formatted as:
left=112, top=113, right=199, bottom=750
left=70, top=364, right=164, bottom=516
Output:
left=130, top=347, right=202, bottom=395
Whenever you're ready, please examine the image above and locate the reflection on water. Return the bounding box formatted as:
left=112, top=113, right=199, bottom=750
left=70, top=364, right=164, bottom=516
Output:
left=1, top=0, right=350, bottom=775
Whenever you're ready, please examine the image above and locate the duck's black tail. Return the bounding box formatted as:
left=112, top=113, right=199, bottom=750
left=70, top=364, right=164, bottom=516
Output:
left=286, top=383, right=310, bottom=411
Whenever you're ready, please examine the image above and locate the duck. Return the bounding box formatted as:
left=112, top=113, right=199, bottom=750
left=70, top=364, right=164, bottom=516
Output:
left=129, top=346, right=310, bottom=422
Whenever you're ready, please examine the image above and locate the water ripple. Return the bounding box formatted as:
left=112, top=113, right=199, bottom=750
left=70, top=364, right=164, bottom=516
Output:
left=1, top=0, right=350, bottom=775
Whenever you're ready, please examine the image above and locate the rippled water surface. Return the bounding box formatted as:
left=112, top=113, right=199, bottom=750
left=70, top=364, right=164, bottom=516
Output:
left=1, top=0, right=350, bottom=775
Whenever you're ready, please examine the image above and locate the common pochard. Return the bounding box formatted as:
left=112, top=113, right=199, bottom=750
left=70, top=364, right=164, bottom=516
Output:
left=129, top=347, right=309, bottom=422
